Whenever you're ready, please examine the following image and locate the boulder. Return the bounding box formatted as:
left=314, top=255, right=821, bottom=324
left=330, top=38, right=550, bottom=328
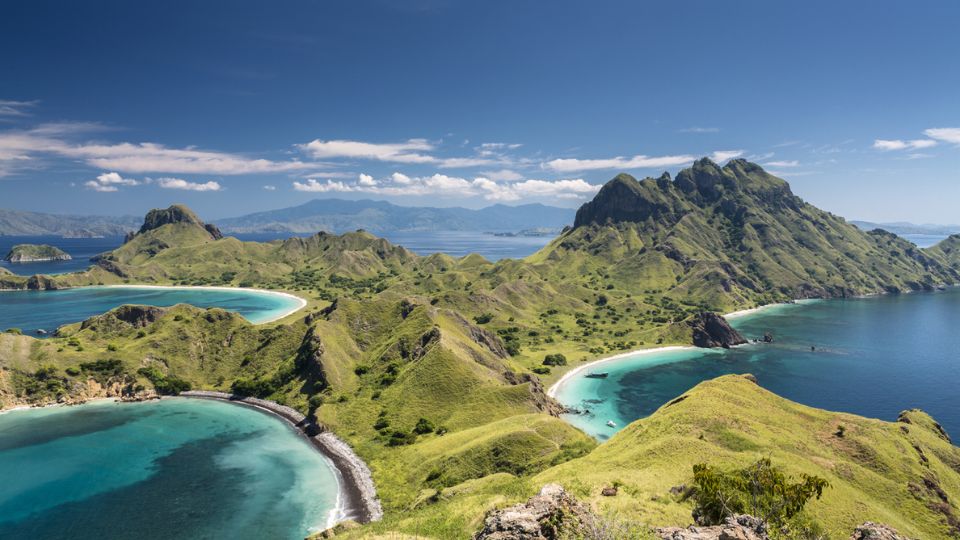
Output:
left=849, top=522, right=914, bottom=540
left=689, top=312, right=747, bottom=348
left=474, top=484, right=594, bottom=540
left=656, top=515, right=768, bottom=540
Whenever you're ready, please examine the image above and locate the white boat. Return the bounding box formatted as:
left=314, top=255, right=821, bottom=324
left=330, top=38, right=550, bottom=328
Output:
left=606, top=420, right=616, bottom=428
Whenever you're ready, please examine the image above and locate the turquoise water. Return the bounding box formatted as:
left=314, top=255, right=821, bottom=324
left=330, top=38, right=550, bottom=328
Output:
left=555, top=288, right=960, bottom=441
left=0, top=286, right=303, bottom=335
left=0, top=398, right=341, bottom=539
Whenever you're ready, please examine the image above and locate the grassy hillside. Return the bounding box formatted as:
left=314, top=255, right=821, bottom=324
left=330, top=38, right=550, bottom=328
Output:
left=2, top=161, right=960, bottom=538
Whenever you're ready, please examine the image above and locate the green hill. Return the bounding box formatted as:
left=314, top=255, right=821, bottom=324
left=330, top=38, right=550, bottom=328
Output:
left=4, top=244, right=72, bottom=263
left=2, top=162, right=960, bottom=538
left=531, top=158, right=959, bottom=311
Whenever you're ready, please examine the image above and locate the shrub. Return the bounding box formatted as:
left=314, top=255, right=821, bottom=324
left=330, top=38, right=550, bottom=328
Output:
left=414, top=417, right=435, bottom=434
left=686, top=458, right=828, bottom=529
left=308, top=394, right=324, bottom=412
left=473, top=313, right=494, bottom=324
left=387, top=430, right=417, bottom=446
left=5, top=328, right=22, bottom=335
left=543, top=353, right=568, bottom=366
left=138, top=367, right=192, bottom=395
left=532, top=366, right=551, bottom=375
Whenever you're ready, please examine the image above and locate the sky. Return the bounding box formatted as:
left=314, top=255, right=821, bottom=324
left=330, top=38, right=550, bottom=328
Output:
left=0, top=0, right=958, bottom=223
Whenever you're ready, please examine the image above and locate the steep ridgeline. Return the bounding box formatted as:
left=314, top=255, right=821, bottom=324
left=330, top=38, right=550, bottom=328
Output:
left=535, top=158, right=960, bottom=310
left=88, top=204, right=418, bottom=284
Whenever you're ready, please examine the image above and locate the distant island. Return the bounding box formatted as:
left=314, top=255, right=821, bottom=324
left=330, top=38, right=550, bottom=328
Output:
left=4, top=244, right=72, bottom=263
left=215, top=199, right=576, bottom=234
left=0, top=209, right=139, bottom=237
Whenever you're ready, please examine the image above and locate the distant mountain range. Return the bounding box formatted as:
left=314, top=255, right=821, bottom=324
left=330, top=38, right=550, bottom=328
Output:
left=851, top=220, right=960, bottom=236
left=215, top=199, right=576, bottom=234
left=0, top=209, right=140, bottom=237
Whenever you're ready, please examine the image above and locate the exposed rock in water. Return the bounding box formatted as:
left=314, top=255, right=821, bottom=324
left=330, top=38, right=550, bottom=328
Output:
left=689, top=312, right=747, bottom=348
left=4, top=244, right=72, bottom=262
left=474, top=484, right=596, bottom=540
left=849, top=522, right=914, bottom=540
left=656, top=515, right=768, bottom=540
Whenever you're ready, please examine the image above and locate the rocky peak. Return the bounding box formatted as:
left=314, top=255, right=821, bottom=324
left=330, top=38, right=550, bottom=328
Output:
left=572, top=173, right=683, bottom=229
left=129, top=204, right=223, bottom=242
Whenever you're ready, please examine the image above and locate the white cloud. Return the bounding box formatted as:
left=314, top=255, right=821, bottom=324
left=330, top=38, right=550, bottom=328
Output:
left=924, top=128, right=960, bottom=145
left=358, top=173, right=377, bottom=186
left=763, top=160, right=799, bottom=167
left=300, top=138, right=435, bottom=163
left=0, top=99, right=38, bottom=117
left=679, top=127, right=719, bottom=133
left=544, top=154, right=696, bottom=172
left=391, top=172, right=412, bottom=184
left=157, top=177, right=222, bottom=191
left=481, top=169, right=524, bottom=181
left=262, top=185, right=277, bottom=190
left=710, top=150, right=744, bottom=163
left=299, top=138, right=498, bottom=168
left=873, top=139, right=937, bottom=151
left=84, top=171, right=139, bottom=192
left=293, top=179, right=354, bottom=192
left=291, top=172, right=600, bottom=202
left=0, top=126, right=320, bottom=176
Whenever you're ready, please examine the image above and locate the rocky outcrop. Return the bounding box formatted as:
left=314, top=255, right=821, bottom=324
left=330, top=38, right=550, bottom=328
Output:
left=656, top=515, right=768, bottom=540
left=80, top=305, right=168, bottom=331
left=474, top=484, right=595, bottom=540
left=26, top=274, right=60, bottom=290
left=849, top=522, right=914, bottom=540
left=503, top=371, right=566, bottom=417
left=689, top=312, right=747, bottom=348
left=128, top=204, right=223, bottom=242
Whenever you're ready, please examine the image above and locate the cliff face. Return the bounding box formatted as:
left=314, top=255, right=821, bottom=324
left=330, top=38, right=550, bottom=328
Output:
left=688, top=312, right=747, bottom=348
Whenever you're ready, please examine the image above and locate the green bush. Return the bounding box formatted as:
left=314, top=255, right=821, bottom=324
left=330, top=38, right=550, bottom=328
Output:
left=5, top=328, right=22, bottom=335
left=138, top=367, right=192, bottom=395
left=414, top=417, right=435, bottom=434
left=686, top=458, right=828, bottom=529
left=473, top=313, right=494, bottom=324
left=532, top=366, right=551, bottom=375
left=543, top=353, right=567, bottom=366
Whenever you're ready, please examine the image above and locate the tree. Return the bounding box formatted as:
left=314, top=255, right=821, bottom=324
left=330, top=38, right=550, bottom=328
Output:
left=686, top=458, right=828, bottom=530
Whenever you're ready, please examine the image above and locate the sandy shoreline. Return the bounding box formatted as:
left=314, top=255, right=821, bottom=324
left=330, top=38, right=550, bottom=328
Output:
left=547, top=301, right=802, bottom=399
left=179, top=391, right=382, bottom=529
left=95, top=285, right=308, bottom=324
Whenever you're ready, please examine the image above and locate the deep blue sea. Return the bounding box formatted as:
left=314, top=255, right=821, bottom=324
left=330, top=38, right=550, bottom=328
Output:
left=0, top=286, right=303, bottom=335
left=0, top=236, right=124, bottom=275
left=555, top=287, right=960, bottom=441
left=0, top=398, right=341, bottom=540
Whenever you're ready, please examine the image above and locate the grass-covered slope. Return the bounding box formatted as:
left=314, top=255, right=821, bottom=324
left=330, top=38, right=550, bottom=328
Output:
left=536, top=375, right=960, bottom=539
left=532, top=159, right=960, bottom=311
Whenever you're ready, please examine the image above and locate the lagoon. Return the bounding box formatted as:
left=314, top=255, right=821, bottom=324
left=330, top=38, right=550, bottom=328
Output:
left=554, top=288, right=960, bottom=441
left=0, top=398, right=341, bottom=540
left=0, top=286, right=305, bottom=335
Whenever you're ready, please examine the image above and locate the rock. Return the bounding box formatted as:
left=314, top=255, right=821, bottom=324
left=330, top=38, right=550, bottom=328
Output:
left=474, top=484, right=595, bottom=540
left=80, top=304, right=168, bottom=331
left=761, top=332, right=774, bottom=343
left=688, top=312, right=747, bottom=348
left=601, top=486, right=618, bottom=496
left=849, top=522, right=914, bottom=540
left=656, top=515, right=768, bottom=540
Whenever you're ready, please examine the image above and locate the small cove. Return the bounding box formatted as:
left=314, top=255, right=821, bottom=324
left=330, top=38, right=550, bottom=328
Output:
left=553, top=288, right=960, bottom=441
left=0, top=286, right=305, bottom=335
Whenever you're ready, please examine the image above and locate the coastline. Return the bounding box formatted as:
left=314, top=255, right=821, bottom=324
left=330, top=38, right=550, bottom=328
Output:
left=179, top=391, right=382, bottom=529
left=95, top=285, right=308, bottom=324
left=547, top=300, right=803, bottom=399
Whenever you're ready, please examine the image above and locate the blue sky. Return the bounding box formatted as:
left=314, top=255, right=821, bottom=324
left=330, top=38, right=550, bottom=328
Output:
left=1, top=0, right=958, bottom=223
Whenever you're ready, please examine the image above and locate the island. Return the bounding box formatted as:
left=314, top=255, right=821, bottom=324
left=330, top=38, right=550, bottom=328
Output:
left=3, top=244, right=72, bottom=263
